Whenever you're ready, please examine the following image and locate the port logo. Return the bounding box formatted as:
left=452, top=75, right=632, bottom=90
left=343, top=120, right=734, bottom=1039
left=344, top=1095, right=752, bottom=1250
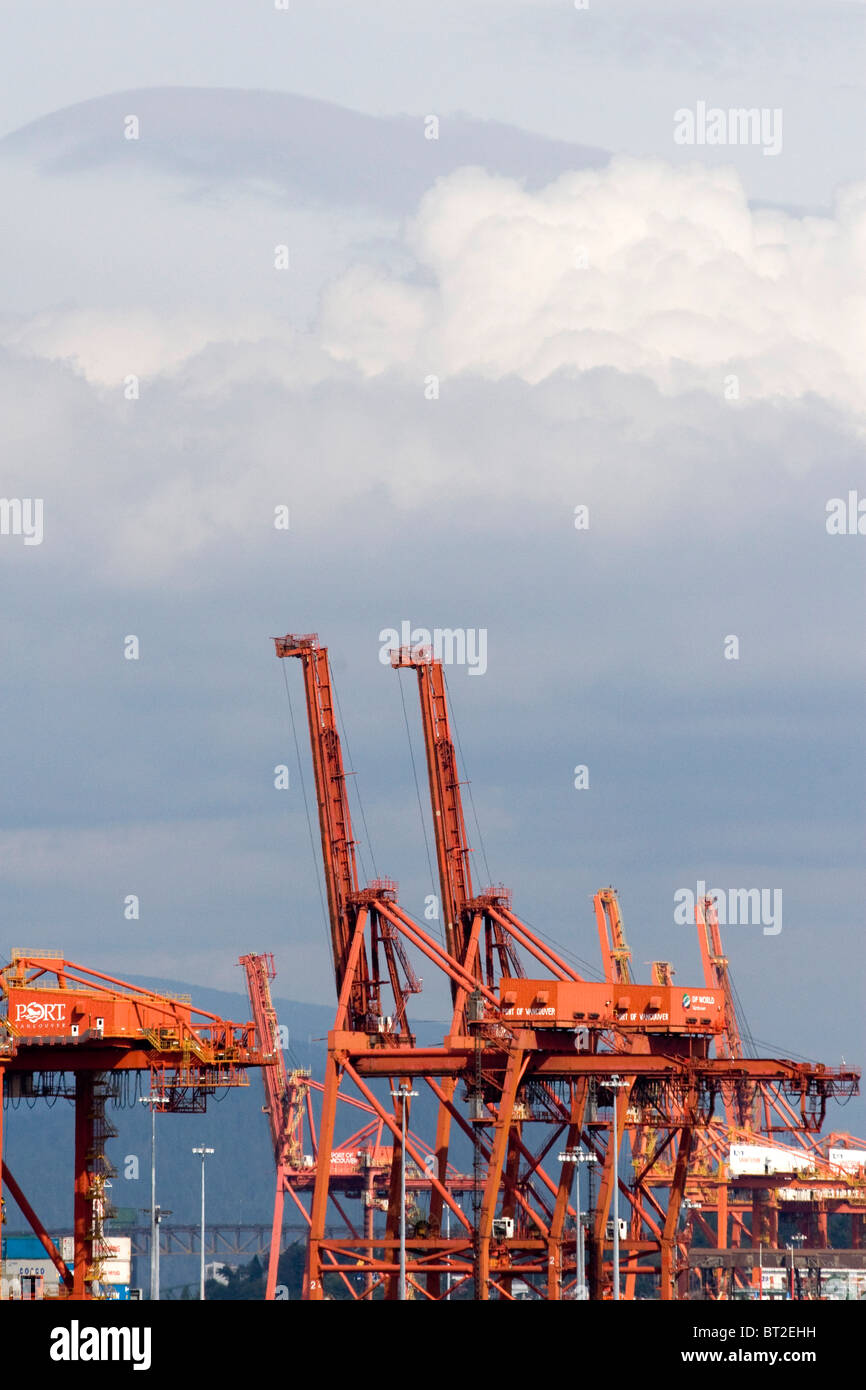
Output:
left=15, top=1000, right=67, bottom=1025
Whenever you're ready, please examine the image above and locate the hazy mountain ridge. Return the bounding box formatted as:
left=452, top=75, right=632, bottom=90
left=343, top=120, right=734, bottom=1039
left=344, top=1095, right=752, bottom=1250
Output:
left=0, top=86, right=609, bottom=211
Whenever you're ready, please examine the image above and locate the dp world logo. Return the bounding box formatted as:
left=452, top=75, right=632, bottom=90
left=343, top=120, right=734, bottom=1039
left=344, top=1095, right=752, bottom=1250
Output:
left=681, top=993, right=691, bottom=1009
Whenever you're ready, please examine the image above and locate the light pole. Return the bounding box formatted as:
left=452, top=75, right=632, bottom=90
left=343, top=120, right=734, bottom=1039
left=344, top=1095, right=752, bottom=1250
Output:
left=391, top=1086, right=417, bottom=1301
left=608, top=1075, right=629, bottom=1302
left=192, top=1146, right=214, bottom=1301
left=758, top=1241, right=763, bottom=1301
left=558, top=1148, right=597, bottom=1298
left=681, top=1197, right=702, bottom=1232
left=788, top=1233, right=805, bottom=1301
left=138, top=1093, right=166, bottom=1300
left=679, top=1198, right=702, bottom=1298
left=427, top=1152, right=454, bottom=1299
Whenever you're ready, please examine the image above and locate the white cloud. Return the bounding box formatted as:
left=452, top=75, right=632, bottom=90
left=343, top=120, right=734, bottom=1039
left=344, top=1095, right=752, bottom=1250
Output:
left=4, top=306, right=279, bottom=386
left=2, top=153, right=864, bottom=587
left=6, top=155, right=866, bottom=423
left=320, top=158, right=866, bottom=416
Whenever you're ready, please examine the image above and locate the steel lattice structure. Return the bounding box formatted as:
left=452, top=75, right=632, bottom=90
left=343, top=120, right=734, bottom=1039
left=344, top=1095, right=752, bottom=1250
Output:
left=0, top=953, right=265, bottom=1299
left=272, top=634, right=859, bottom=1300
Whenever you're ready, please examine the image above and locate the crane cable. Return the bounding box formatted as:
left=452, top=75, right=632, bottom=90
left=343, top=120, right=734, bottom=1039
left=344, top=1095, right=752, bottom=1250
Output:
left=443, top=668, right=493, bottom=887
left=443, top=670, right=604, bottom=980
left=333, top=677, right=379, bottom=885
left=727, top=967, right=757, bottom=1057
left=397, top=670, right=442, bottom=945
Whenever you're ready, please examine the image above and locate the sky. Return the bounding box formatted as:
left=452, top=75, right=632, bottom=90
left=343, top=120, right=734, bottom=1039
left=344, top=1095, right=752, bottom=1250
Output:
left=0, top=1, right=864, bottom=1138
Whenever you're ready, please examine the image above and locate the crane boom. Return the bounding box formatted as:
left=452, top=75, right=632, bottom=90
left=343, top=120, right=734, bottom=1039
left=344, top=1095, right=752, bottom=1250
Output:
left=391, top=644, right=580, bottom=992
left=390, top=647, right=474, bottom=965
left=695, top=894, right=743, bottom=1061
left=696, top=893, right=755, bottom=1129
left=240, top=952, right=306, bottom=1168
left=275, top=634, right=421, bottom=1035
left=275, top=635, right=360, bottom=996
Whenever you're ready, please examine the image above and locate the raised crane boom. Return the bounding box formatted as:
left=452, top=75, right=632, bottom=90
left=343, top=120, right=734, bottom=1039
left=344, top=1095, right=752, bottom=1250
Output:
left=275, top=633, right=421, bottom=1036
left=390, top=647, right=474, bottom=966
left=240, top=952, right=300, bottom=1168
left=695, top=893, right=755, bottom=1129
left=695, top=894, right=743, bottom=1061
left=275, top=634, right=360, bottom=998
left=391, top=644, right=582, bottom=998
left=240, top=951, right=309, bottom=1299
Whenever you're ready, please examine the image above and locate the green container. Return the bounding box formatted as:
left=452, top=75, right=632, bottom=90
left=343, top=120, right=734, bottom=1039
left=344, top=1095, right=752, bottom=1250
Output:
left=108, top=1207, right=138, bottom=1227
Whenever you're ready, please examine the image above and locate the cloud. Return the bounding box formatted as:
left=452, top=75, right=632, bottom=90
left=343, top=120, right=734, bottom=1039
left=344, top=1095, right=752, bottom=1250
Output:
left=4, top=306, right=281, bottom=385
left=0, top=815, right=336, bottom=995
left=6, top=151, right=866, bottom=430
left=319, top=158, right=866, bottom=417
left=1, top=150, right=862, bottom=591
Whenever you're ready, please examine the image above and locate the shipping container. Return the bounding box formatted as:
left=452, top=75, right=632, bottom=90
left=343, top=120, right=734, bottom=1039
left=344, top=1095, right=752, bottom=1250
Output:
left=728, top=1144, right=815, bottom=1177
left=60, top=1235, right=131, bottom=1264
left=1, top=1258, right=61, bottom=1295
left=3, top=1235, right=58, bottom=1259
left=828, top=1148, right=866, bottom=1173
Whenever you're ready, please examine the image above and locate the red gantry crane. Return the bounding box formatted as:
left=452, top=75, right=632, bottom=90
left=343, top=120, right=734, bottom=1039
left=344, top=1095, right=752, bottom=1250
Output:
left=274, top=633, right=860, bottom=1300
left=0, top=951, right=264, bottom=1300
left=274, top=634, right=486, bottom=1298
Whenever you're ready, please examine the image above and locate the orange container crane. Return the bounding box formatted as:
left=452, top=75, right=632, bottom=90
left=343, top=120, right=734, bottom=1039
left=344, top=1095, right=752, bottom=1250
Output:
left=275, top=634, right=483, bottom=1298
left=610, top=896, right=863, bottom=1298
left=394, top=648, right=739, bottom=1296
left=0, top=951, right=264, bottom=1300
left=389, top=645, right=853, bottom=1299
left=274, top=634, right=860, bottom=1300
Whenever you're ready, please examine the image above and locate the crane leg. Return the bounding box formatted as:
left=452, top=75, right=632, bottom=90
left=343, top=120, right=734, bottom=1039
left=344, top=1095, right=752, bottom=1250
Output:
left=306, top=1054, right=339, bottom=1300
left=265, top=1178, right=285, bottom=1300
left=477, top=1040, right=525, bottom=1300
